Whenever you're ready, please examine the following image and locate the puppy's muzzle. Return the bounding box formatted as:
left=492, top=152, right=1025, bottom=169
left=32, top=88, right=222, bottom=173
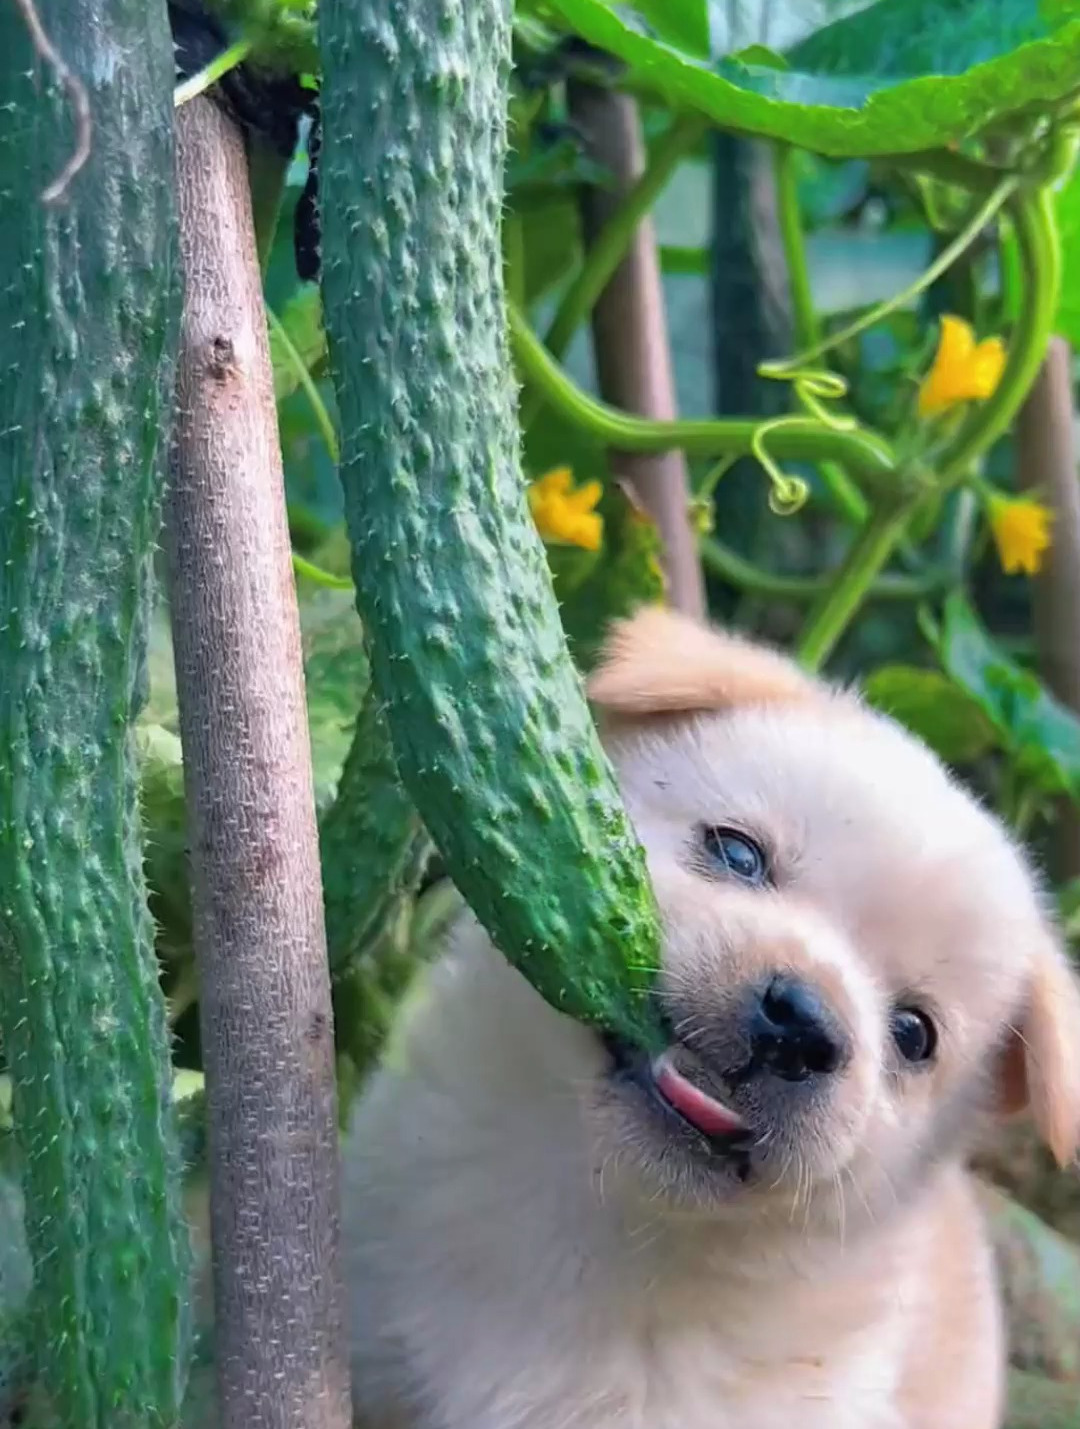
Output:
left=606, top=972, right=852, bottom=1150
left=745, top=974, right=850, bottom=1082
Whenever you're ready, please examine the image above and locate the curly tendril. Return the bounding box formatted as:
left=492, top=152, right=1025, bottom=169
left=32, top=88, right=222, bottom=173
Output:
left=748, top=365, right=856, bottom=517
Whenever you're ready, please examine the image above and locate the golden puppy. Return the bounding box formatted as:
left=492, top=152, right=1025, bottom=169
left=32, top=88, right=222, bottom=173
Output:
left=343, top=608, right=1080, bottom=1429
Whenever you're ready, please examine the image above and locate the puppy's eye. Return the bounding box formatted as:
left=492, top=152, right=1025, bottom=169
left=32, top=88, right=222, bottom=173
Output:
left=700, top=826, right=767, bottom=885
left=890, top=1007, right=936, bottom=1063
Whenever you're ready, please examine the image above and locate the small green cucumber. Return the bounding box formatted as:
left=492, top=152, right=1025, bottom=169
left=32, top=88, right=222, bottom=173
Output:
left=322, top=692, right=432, bottom=1078
left=318, top=0, right=664, bottom=1049
left=0, top=2, right=190, bottom=1423
left=320, top=692, right=430, bottom=975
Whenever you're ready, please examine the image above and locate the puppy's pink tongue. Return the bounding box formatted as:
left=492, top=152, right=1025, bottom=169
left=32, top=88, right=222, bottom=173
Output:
left=653, top=1054, right=744, bottom=1137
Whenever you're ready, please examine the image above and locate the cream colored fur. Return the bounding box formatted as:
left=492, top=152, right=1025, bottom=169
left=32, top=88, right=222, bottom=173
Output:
left=343, top=608, right=1080, bottom=1429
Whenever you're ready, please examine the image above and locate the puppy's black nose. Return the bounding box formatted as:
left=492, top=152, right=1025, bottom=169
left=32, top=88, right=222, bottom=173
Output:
left=748, top=975, right=848, bottom=1082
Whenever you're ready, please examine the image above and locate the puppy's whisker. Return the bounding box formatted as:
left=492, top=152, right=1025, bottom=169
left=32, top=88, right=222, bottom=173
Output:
left=766, top=1141, right=795, bottom=1197
left=831, top=1170, right=846, bottom=1252
left=862, top=1145, right=900, bottom=1211
left=841, top=1164, right=877, bottom=1230
left=800, top=1159, right=814, bottom=1236
left=1006, top=1020, right=1032, bottom=1054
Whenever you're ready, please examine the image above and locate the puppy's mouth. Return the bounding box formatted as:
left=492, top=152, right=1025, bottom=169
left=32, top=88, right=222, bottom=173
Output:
left=603, top=1033, right=751, bottom=1158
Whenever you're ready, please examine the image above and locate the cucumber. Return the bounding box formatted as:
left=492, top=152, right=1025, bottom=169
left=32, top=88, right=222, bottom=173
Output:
left=318, top=0, right=664, bottom=1049
left=322, top=694, right=432, bottom=1082
left=0, top=2, right=190, bottom=1423
left=321, top=693, right=429, bottom=976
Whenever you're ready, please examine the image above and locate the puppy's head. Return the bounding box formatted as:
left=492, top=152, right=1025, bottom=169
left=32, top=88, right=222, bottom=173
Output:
left=582, top=607, right=1080, bottom=1226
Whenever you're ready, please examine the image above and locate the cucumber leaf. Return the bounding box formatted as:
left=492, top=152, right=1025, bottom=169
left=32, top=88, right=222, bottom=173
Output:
left=935, top=592, right=1080, bottom=803
left=530, top=0, right=1080, bottom=157
left=863, top=663, right=998, bottom=765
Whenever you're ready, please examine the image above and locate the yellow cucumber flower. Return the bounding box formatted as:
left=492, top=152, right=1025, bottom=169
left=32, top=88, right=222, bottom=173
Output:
left=527, top=466, right=603, bottom=553
left=987, top=493, right=1052, bottom=577
left=918, top=315, right=1006, bottom=418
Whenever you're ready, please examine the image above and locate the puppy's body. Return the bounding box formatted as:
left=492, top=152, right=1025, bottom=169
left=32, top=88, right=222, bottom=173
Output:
left=344, top=611, right=1080, bottom=1429
left=345, top=940, right=1002, bottom=1429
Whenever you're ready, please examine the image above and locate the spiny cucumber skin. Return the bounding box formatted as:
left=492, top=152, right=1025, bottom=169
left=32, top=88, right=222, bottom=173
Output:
left=320, top=692, right=429, bottom=974
left=319, top=0, right=664, bottom=1049
left=321, top=692, right=432, bottom=1073
left=0, top=3, right=191, bottom=1424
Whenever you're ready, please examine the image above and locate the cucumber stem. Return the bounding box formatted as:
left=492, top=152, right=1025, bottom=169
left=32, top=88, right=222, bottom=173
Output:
left=509, top=300, right=897, bottom=481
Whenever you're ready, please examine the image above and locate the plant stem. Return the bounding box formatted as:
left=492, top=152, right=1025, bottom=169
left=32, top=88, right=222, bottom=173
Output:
left=796, top=497, right=921, bottom=669
left=173, top=38, right=252, bottom=108
left=773, top=144, right=818, bottom=353
left=267, top=303, right=340, bottom=463
left=699, top=533, right=958, bottom=602
left=771, top=142, right=868, bottom=525
left=769, top=174, right=1018, bottom=378
left=567, top=82, right=704, bottom=615
left=520, top=110, right=706, bottom=430
left=885, top=147, right=1002, bottom=194
left=791, top=177, right=1060, bottom=670
left=936, top=186, right=1061, bottom=485
left=292, top=553, right=352, bottom=590
left=508, top=300, right=897, bottom=479
left=545, top=110, right=706, bottom=361
left=249, top=145, right=291, bottom=274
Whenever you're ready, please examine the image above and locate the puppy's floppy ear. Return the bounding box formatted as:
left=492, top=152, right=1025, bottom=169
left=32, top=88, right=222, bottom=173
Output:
left=587, top=606, right=818, bottom=718
left=997, top=932, right=1080, bottom=1167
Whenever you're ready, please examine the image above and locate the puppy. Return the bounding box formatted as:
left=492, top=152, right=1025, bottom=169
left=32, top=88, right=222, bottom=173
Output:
left=342, top=608, right=1080, bottom=1429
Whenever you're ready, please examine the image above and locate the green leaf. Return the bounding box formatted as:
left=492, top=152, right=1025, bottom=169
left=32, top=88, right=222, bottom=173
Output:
left=320, top=694, right=427, bottom=977
left=790, top=0, right=1067, bottom=80
left=533, top=0, right=1080, bottom=157
left=300, top=588, right=371, bottom=806
left=1058, top=875, right=1080, bottom=940
left=512, top=189, right=584, bottom=305
left=206, top=0, right=318, bottom=72
left=660, top=243, right=708, bottom=273
left=705, top=1, right=883, bottom=55
left=631, top=0, right=709, bottom=57
left=269, top=284, right=327, bottom=402
left=140, top=582, right=370, bottom=834
left=144, top=606, right=180, bottom=733
left=136, top=589, right=373, bottom=985
left=506, top=135, right=611, bottom=192
left=279, top=377, right=344, bottom=531
left=136, top=724, right=192, bottom=969
left=863, top=663, right=998, bottom=764
left=730, top=44, right=789, bottom=68
left=795, top=152, right=869, bottom=228
left=936, top=593, right=1080, bottom=802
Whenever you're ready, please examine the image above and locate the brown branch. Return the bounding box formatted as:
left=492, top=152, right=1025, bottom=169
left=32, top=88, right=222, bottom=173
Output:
left=1016, top=337, right=1080, bottom=877
left=165, top=95, right=351, bottom=1428
left=566, top=82, right=706, bottom=617
left=12, top=0, right=91, bottom=203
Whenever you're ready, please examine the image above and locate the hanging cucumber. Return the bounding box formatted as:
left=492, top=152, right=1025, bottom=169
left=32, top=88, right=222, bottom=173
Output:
left=0, top=2, right=190, bottom=1424
left=322, top=692, right=433, bottom=1080
left=320, top=684, right=429, bottom=976
left=318, top=0, right=664, bottom=1050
